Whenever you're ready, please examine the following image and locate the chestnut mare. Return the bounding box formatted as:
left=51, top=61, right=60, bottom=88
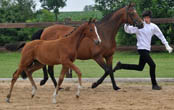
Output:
left=6, top=19, right=101, bottom=103
left=21, top=3, right=144, bottom=90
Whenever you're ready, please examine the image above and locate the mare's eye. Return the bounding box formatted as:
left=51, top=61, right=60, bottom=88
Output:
left=90, top=29, right=93, bottom=32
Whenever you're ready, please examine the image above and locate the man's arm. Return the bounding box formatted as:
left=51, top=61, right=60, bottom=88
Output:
left=153, top=24, right=173, bottom=53
left=124, top=24, right=138, bottom=34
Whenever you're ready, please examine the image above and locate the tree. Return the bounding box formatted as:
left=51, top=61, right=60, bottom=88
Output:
left=0, top=0, right=35, bottom=23
left=0, top=0, right=36, bottom=45
left=83, top=5, right=95, bottom=11
left=40, top=0, right=67, bottom=21
left=136, top=0, right=174, bottom=44
left=95, top=0, right=131, bottom=15
left=94, top=0, right=174, bottom=45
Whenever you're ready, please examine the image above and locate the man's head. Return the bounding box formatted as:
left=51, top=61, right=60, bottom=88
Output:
left=142, top=10, right=152, bottom=24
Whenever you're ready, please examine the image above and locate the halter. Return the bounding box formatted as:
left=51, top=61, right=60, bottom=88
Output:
left=126, top=6, right=140, bottom=27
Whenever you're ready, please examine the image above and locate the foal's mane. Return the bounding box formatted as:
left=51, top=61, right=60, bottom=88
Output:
left=64, top=26, right=78, bottom=37
left=64, top=22, right=94, bottom=37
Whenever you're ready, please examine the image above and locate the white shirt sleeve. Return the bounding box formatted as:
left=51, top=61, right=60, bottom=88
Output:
left=124, top=24, right=138, bottom=34
left=153, top=24, right=168, bottom=45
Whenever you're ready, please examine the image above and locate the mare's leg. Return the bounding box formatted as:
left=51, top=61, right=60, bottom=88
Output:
left=40, top=65, right=49, bottom=86
left=92, top=56, right=120, bottom=90
left=48, top=66, right=57, bottom=88
left=27, top=61, right=45, bottom=73
left=52, top=66, right=68, bottom=104
left=6, top=68, right=23, bottom=103
left=106, top=56, right=120, bottom=90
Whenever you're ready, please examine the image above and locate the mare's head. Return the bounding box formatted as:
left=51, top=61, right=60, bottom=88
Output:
left=81, top=18, right=101, bottom=45
left=123, top=3, right=144, bottom=29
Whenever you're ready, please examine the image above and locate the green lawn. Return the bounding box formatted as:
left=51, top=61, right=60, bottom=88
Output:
left=58, top=11, right=103, bottom=21
left=0, top=51, right=174, bottom=78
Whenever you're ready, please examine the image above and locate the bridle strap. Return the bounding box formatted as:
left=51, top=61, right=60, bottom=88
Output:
left=126, top=6, right=139, bottom=27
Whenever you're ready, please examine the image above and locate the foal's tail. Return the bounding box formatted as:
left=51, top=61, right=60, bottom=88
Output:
left=21, top=71, right=27, bottom=79
left=17, top=29, right=44, bottom=50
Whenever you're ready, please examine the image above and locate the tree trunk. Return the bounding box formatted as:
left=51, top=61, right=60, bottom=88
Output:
left=55, top=13, right=58, bottom=21
left=54, top=7, right=59, bottom=21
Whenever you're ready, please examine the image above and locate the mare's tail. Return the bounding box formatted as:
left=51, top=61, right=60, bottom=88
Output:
left=17, top=29, right=44, bottom=50
left=31, top=29, right=44, bottom=40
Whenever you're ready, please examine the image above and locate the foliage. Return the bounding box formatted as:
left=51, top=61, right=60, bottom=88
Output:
left=39, top=0, right=67, bottom=21
left=137, top=0, right=174, bottom=44
left=83, top=5, right=95, bottom=11
left=95, top=0, right=129, bottom=15
left=58, top=11, right=103, bottom=21
left=28, top=9, right=55, bottom=22
left=0, top=0, right=35, bottom=23
left=95, top=0, right=174, bottom=45
left=0, top=0, right=174, bottom=46
left=0, top=0, right=36, bottom=46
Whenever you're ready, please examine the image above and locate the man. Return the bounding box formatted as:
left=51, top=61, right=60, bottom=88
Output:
left=114, top=10, right=173, bottom=90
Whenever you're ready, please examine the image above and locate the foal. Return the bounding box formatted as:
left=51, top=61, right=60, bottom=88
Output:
left=6, top=19, right=101, bottom=103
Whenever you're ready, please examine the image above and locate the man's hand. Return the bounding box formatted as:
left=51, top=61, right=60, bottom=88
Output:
left=165, top=44, right=173, bottom=53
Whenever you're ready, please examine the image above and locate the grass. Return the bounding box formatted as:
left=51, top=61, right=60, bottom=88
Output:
left=0, top=51, right=174, bottom=78
left=58, top=11, right=103, bottom=21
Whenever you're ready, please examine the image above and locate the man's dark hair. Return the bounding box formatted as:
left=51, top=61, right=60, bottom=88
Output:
left=142, top=10, right=152, bottom=18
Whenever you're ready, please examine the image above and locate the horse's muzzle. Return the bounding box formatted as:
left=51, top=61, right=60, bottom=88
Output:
left=137, top=23, right=144, bottom=29
left=94, top=40, right=101, bottom=45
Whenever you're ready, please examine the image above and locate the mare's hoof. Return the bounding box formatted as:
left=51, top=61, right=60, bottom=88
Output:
left=40, top=79, right=47, bottom=86
left=31, top=95, right=35, bottom=98
left=113, top=86, right=121, bottom=90
left=59, top=87, right=64, bottom=90
left=6, top=98, right=10, bottom=103
left=152, top=85, right=162, bottom=90
left=91, top=82, right=98, bottom=89
left=76, top=95, right=79, bottom=98
left=53, top=83, right=58, bottom=88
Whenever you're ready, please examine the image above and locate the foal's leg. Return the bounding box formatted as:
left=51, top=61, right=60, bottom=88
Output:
left=40, top=65, right=49, bottom=86
left=52, top=66, right=68, bottom=104
left=25, top=70, right=37, bottom=98
left=27, top=63, right=45, bottom=98
left=92, top=56, right=120, bottom=90
left=65, top=61, right=82, bottom=98
left=6, top=68, right=23, bottom=103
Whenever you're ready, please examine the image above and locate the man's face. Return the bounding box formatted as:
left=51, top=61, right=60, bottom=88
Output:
left=143, top=16, right=151, bottom=24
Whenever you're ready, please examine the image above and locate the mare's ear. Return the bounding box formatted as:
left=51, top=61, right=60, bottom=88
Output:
left=128, top=2, right=135, bottom=8
left=88, top=18, right=93, bottom=24
left=92, top=19, right=96, bottom=23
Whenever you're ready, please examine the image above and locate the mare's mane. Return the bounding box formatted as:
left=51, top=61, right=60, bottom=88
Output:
left=97, top=6, right=125, bottom=24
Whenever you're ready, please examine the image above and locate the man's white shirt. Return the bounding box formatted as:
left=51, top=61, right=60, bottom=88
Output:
left=124, top=22, right=169, bottom=51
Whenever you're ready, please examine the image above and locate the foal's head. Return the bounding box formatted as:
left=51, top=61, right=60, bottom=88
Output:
left=81, top=19, right=101, bottom=45
left=124, top=3, right=144, bottom=29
